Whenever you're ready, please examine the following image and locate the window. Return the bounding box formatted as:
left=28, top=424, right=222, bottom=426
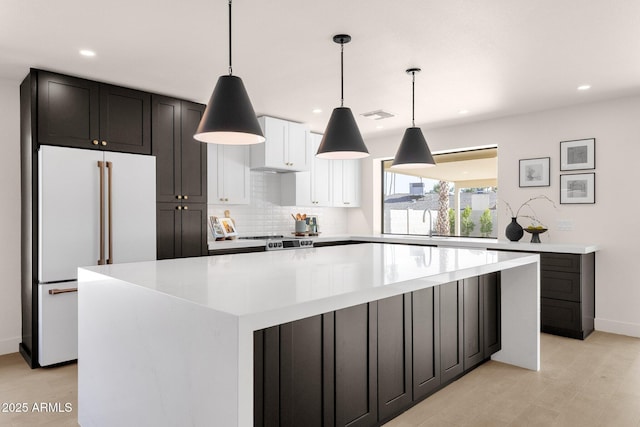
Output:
left=382, top=148, right=498, bottom=238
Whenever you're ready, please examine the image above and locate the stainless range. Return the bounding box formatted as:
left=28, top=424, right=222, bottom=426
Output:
left=238, top=235, right=314, bottom=251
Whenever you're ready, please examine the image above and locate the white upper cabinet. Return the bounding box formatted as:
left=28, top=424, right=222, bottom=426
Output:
left=281, top=133, right=332, bottom=207
left=332, top=158, right=361, bottom=208
left=207, top=144, right=250, bottom=205
left=251, top=116, right=310, bottom=172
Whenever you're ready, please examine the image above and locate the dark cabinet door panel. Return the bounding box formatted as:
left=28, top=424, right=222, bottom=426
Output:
left=180, top=101, right=207, bottom=203
left=156, top=203, right=180, bottom=260
left=540, top=253, right=580, bottom=273
left=180, top=204, right=207, bottom=257
left=440, top=281, right=463, bottom=383
left=254, top=327, right=280, bottom=427
left=541, top=298, right=581, bottom=331
left=541, top=271, right=581, bottom=302
left=377, top=294, right=412, bottom=421
left=412, top=286, right=440, bottom=400
left=463, top=277, right=484, bottom=370
left=483, top=273, right=502, bottom=356
left=334, top=303, right=378, bottom=427
left=152, top=96, right=181, bottom=203
left=280, top=316, right=324, bottom=427
left=99, top=85, right=151, bottom=154
left=37, top=71, right=99, bottom=149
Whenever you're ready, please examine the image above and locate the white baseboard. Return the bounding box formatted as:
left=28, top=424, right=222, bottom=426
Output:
left=0, top=336, right=20, bottom=356
left=595, top=318, right=640, bottom=339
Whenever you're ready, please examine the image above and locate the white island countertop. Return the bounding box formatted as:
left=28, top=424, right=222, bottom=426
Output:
left=78, top=243, right=540, bottom=427
left=208, top=233, right=599, bottom=254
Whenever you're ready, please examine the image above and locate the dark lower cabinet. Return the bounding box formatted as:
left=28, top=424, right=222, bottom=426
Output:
left=412, top=287, right=440, bottom=401
left=463, top=277, right=484, bottom=370
left=156, top=202, right=207, bottom=259
left=440, top=281, right=464, bottom=383
left=540, top=252, right=595, bottom=339
left=377, top=295, right=412, bottom=422
left=334, top=303, right=378, bottom=427
left=254, top=274, right=501, bottom=427
left=483, top=272, right=502, bottom=355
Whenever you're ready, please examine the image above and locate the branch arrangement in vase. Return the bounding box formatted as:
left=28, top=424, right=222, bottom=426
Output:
left=503, top=195, right=557, bottom=228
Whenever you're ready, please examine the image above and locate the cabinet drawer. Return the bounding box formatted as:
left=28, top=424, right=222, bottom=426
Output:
left=541, top=270, right=581, bottom=302
left=541, top=253, right=580, bottom=273
left=541, top=298, right=581, bottom=331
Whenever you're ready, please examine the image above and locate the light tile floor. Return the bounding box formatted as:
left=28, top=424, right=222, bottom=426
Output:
left=0, top=332, right=638, bottom=427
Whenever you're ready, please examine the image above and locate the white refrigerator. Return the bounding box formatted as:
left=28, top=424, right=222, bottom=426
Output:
left=37, top=145, right=156, bottom=366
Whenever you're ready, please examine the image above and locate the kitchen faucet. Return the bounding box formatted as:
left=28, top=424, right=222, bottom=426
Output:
left=422, top=209, right=433, bottom=238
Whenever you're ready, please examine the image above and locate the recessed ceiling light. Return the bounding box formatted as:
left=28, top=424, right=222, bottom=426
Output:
left=79, top=49, right=96, bottom=57
left=312, top=108, right=322, bottom=114
left=577, top=85, right=591, bottom=91
left=459, top=109, right=469, bottom=114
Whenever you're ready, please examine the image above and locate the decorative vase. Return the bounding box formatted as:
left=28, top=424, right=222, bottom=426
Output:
left=505, top=217, right=524, bottom=242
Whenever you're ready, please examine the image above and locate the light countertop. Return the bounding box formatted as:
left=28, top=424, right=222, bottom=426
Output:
left=208, top=233, right=599, bottom=254
left=81, top=243, right=538, bottom=324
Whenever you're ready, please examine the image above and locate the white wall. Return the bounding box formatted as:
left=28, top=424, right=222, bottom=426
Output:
left=350, top=96, right=640, bottom=338
left=0, top=78, right=22, bottom=355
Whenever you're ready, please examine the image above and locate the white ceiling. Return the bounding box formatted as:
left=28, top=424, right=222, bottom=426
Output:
left=2, top=0, right=640, bottom=137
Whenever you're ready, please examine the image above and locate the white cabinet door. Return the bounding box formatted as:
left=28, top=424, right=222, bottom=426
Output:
left=252, top=116, right=310, bottom=172
left=39, top=282, right=78, bottom=366
left=310, top=133, right=332, bottom=206
left=208, top=145, right=250, bottom=205
left=39, top=146, right=102, bottom=282
left=332, top=159, right=361, bottom=207
left=104, top=152, right=157, bottom=264
left=287, top=122, right=310, bottom=171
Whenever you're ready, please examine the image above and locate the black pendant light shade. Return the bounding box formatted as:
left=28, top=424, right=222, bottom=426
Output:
left=391, top=68, right=436, bottom=168
left=392, top=127, right=435, bottom=167
left=194, top=0, right=264, bottom=145
left=194, top=75, right=265, bottom=145
left=316, top=107, right=369, bottom=159
left=316, top=34, right=369, bottom=159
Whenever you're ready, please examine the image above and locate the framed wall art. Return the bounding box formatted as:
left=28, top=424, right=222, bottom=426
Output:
left=560, top=173, right=595, bottom=204
left=519, top=157, right=550, bottom=187
left=560, top=138, right=595, bottom=171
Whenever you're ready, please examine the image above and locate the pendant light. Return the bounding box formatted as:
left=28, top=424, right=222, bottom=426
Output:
left=316, top=34, right=369, bottom=159
left=194, top=0, right=265, bottom=145
left=391, top=68, right=436, bottom=168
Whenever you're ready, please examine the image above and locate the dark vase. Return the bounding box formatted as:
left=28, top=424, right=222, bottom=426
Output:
left=505, top=217, right=524, bottom=242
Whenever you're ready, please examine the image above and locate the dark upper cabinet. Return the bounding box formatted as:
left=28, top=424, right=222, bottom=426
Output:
left=377, top=294, right=412, bottom=422
left=36, top=70, right=151, bottom=154
left=152, top=96, right=207, bottom=203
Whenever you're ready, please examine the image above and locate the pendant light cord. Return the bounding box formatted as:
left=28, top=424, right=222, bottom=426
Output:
left=411, top=71, right=415, bottom=127
left=340, top=42, right=344, bottom=107
left=228, top=0, right=233, bottom=76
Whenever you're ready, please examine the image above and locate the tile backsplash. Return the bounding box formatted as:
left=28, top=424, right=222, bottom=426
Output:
left=208, top=171, right=349, bottom=239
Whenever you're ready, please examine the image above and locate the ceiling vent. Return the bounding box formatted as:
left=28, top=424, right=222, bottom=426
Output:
left=361, top=109, right=396, bottom=120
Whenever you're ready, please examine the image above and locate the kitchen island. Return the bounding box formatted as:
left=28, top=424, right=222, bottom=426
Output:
left=78, top=243, right=540, bottom=427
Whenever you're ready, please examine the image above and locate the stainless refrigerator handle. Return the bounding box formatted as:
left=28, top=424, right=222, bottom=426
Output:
left=48, top=287, right=78, bottom=295
left=107, top=161, right=113, bottom=265
left=97, top=161, right=105, bottom=265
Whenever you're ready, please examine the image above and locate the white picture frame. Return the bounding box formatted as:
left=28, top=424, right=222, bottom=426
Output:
left=218, top=217, right=238, bottom=237
left=519, top=157, right=550, bottom=187
left=560, top=173, right=595, bottom=204
left=560, top=138, right=595, bottom=171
